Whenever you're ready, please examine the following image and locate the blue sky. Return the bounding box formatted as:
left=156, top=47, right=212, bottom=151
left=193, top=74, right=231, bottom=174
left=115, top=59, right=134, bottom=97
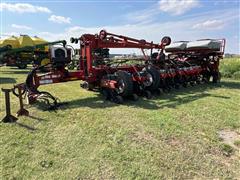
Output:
left=0, top=0, right=239, bottom=54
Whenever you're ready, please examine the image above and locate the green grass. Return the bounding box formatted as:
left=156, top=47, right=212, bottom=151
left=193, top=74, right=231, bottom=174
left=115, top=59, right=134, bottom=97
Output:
left=220, top=57, right=240, bottom=79
left=0, top=65, right=240, bottom=179
left=234, top=140, right=240, bottom=147
left=220, top=143, right=234, bottom=157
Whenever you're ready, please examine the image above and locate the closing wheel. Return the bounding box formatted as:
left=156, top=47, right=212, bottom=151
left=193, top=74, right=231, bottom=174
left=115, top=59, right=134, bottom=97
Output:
left=190, top=81, right=195, bottom=86
left=115, top=70, right=133, bottom=97
left=174, top=84, right=180, bottom=89
left=101, top=88, right=110, bottom=100
left=145, top=90, right=152, bottom=99
left=142, top=66, right=160, bottom=91
left=156, top=88, right=163, bottom=95
left=213, top=71, right=221, bottom=83
left=196, top=76, right=201, bottom=84
left=203, top=72, right=211, bottom=83
left=132, top=94, right=139, bottom=101
left=114, top=95, right=123, bottom=104
left=182, top=82, right=187, bottom=88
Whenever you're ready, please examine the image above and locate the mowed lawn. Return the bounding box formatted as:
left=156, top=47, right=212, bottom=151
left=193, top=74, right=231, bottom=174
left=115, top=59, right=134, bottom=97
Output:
left=0, top=65, right=240, bottom=179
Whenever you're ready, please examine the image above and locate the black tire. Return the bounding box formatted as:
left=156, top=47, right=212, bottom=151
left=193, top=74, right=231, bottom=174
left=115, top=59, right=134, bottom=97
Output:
left=203, top=71, right=211, bottom=83
left=174, top=84, right=180, bottom=89
left=196, top=76, right=201, bottom=84
left=101, top=88, right=110, bottom=100
left=213, top=71, right=221, bottom=83
left=145, top=90, right=152, bottom=99
left=190, top=81, right=195, bottom=86
left=161, top=36, right=171, bottom=46
left=114, top=95, right=124, bottom=104
left=132, top=94, right=139, bottom=101
left=156, top=88, right=163, bottom=95
left=88, top=83, right=95, bottom=91
left=115, top=70, right=133, bottom=97
left=144, top=66, right=160, bottom=91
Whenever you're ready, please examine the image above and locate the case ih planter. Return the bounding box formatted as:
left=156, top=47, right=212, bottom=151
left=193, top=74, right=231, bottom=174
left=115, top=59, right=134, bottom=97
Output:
left=11, top=30, right=225, bottom=111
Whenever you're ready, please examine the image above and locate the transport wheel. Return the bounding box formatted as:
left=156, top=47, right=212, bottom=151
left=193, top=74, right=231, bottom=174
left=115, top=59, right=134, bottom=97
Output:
left=115, top=71, right=133, bottom=97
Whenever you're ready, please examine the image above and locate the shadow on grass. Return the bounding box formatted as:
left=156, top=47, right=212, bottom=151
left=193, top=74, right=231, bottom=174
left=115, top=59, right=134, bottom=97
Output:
left=5, top=115, right=46, bottom=131
left=1, top=115, right=45, bottom=131
left=0, top=77, right=16, bottom=84
left=28, top=115, right=46, bottom=122
left=15, top=122, right=36, bottom=131
left=54, top=81, right=236, bottom=110
left=220, top=81, right=240, bottom=89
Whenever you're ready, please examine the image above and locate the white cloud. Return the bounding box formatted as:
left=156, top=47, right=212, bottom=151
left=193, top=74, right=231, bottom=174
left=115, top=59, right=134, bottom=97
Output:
left=126, top=0, right=200, bottom=23
left=30, top=9, right=238, bottom=54
left=0, top=3, right=51, bottom=13
left=11, top=24, right=32, bottom=30
left=125, top=7, right=158, bottom=23
left=158, top=0, right=200, bottom=15
left=192, top=20, right=224, bottom=30
left=48, top=15, right=71, bottom=24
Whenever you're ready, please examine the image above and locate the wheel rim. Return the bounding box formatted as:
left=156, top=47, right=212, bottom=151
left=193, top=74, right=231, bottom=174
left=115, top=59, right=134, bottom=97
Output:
left=143, top=72, right=153, bottom=87
left=116, top=79, right=125, bottom=94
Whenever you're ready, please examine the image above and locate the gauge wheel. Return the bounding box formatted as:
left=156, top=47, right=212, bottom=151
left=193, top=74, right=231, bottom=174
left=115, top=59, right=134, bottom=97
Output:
left=143, top=65, right=160, bottom=91
left=115, top=70, right=133, bottom=97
